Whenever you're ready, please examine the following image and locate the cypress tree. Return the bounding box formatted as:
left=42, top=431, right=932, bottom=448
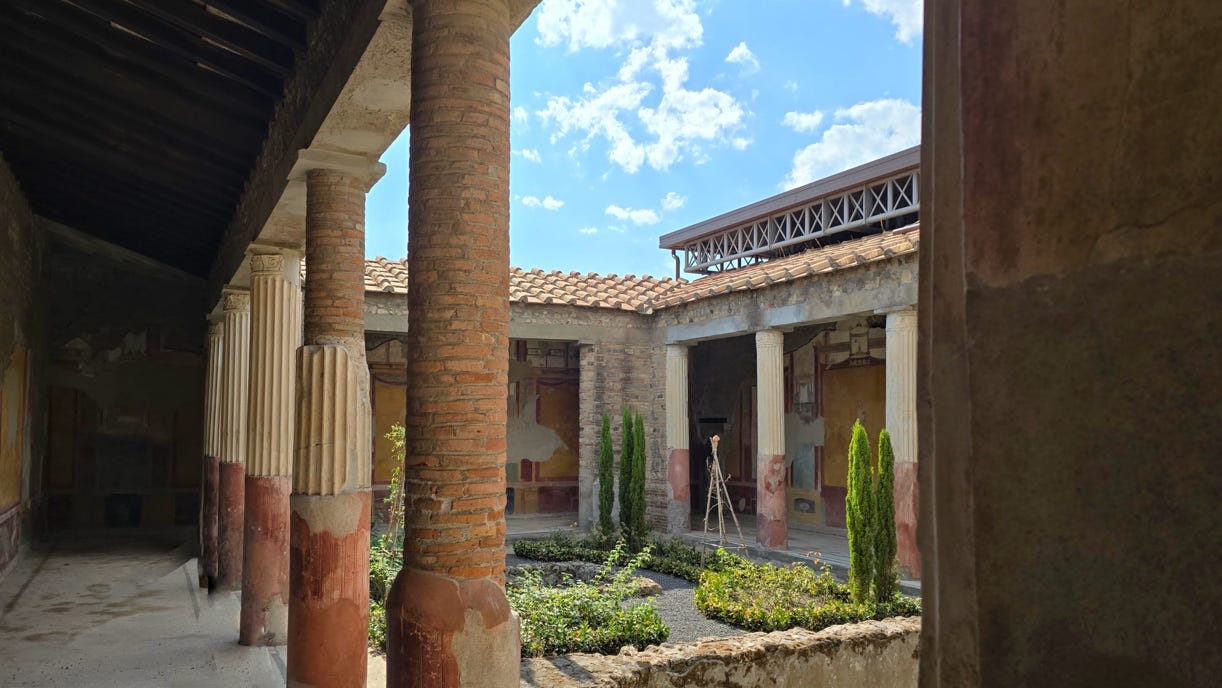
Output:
left=618, top=407, right=635, bottom=534
left=874, top=428, right=899, bottom=602
left=630, top=412, right=648, bottom=546
left=846, top=419, right=875, bottom=604
left=598, top=412, right=615, bottom=534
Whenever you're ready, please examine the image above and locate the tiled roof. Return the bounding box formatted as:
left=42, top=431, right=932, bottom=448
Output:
left=363, top=257, right=686, bottom=312
left=649, top=225, right=919, bottom=309
left=362, top=225, right=918, bottom=313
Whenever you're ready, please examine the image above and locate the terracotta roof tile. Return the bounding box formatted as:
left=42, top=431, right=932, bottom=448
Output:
left=362, top=225, right=917, bottom=313
left=649, top=225, right=919, bottom=309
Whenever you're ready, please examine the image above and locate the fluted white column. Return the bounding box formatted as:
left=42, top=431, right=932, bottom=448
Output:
left=216, top=289, right=250, bottom=590
left=240, top=249, right=302, bottom=646
left=886, top=307, right=920, bottom=577
left=665, top=345, right=691, bottom=533
left=755, top=329, right=787, bottom=548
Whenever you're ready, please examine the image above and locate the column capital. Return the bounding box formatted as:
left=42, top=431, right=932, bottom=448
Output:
left=290, top=148, right=386, bottom=190
left=207, top=320, right=224, bottom=338
left=249, top=246, right=304, bottom=285
left=755, top=328, right=784, bottom=348
left=222, top=290, right=251, bottom=313
left=875, top=305, right=918, bottom=316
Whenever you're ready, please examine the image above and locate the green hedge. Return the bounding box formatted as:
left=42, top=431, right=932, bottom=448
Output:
left=694, top=558, right=921, bottom=632
left=513, top=533, right=739, bottom=583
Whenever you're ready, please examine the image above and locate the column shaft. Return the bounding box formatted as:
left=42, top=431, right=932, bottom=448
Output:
left=217, top=291, right=250, bottom=591
left=387, top=2, right=519, bottom=686
left=288, top=169, right=374, bottom=688
left=240, top=251, right=301, bottom=646
left=886, top=308, right=919, bottom=578
left=200, top=320, right=223, bottom=588
left=755, top=329, right=787, bottom=549
left=664, top=345, right=690, bottom=533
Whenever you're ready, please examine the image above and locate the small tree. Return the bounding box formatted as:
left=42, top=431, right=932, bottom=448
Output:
left=628, top=412, right=649, bottom=548
left=597, top=412, right=615, bottom=534
left=874, top=428, right=899, bottom=602
left=845, top=419, right=875, bottom=604
left=618, top=407, right=635, bottom=534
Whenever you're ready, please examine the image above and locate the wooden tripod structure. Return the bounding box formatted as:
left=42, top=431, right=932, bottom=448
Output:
left=701, top=435, right=746, bottom=555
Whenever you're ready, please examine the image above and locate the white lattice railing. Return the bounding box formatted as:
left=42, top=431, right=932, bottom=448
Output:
left=680, top=167, right=919, bottom=273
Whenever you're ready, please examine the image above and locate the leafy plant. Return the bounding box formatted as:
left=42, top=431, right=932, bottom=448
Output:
left=368, top=423, right=407, bottom=652
left=626, top=412, right=649, bottom=549
left=507, top=542, right=670, bottom=657
left=846, top=419, right=875, bottom=604
left=598, top=412, right=616, bottom=535
left=874, top=428, right=899, bottom=602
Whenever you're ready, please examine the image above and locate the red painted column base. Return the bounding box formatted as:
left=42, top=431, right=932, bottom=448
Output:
left=756, top=453, right=788, bottom=548
left=200, top=455, right=220, bottom=588
left=894, top=461, right=920, bottom=579
left=240, top=475, right=291, bottom=646
left=667, top=448, right=691, bottom=532
left=386, top=568, right=520, bottom=688
left=288, top=491, right=371, bottom=688
left=216, top=461, right=246, bottom=591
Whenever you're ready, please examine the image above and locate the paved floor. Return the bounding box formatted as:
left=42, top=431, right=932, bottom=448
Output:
left=0, top=532, right=387, bottom=688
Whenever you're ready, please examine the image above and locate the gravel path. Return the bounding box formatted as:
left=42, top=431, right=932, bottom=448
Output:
left=506, top=554, right=742, bottom=645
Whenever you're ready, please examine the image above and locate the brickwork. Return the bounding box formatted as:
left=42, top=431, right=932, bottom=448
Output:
left=305, top=171, right=369, bottom=344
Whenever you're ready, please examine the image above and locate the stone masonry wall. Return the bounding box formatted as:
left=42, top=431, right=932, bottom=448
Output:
left=520, top=617, right=920, bottom=687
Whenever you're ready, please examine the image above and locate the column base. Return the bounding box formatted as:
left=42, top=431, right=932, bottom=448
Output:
left=757, top=453, right=788, bottom=549
left=666, top=448, right=691, bottom=533
left=288, top=491, right=371, bottom=688
left=386, top=568, right=520, bottom=688
left=894, top=461, right=920, bottom=579
left=240, top=475, right=291, bottom=646
left=201, top=455, right=220, bottom=588
left=215, top=461, right=246, bottom=591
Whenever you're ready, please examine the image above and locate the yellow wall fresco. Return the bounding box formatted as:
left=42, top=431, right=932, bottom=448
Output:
left=0, top=346, right=28, bottom=510
left=822, top=363, right=886, bottom=488
left=371, top=374, right=406, bottom=484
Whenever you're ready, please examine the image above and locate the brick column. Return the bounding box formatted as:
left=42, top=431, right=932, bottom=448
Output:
left=287, top=157, right=382, bottom=687
left=755, top=329, right=787, bottom=549
left=386, top=1, right=519, bottom=686
left=885, top=308, right=919, bottom=579
left=200, top=318, right=224, bottom=588
left=239, top=249, right=302, bottom=646
left=664, top=344, right=690, bottom=533
left=217, top=289, right=251, bottom=591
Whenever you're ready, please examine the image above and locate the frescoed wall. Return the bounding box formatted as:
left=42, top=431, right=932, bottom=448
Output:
left=506, top=340, right=580, bottom=515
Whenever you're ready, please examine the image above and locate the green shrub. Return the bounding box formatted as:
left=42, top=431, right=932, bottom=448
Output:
left=508, top=543, right=670, bottom=657
left=694, top=556, right=920, bottom=632
left=513, top=531, right=606, bottom=563
left=368, top=424, right=407, bottom=652
left=618, top=407, right=635, bottom=535
left=874, top=428, right=899, bottom=602
left=846, top=419, right=875, bottom=604
left=626, top=412, right=649, bottom=549
left=598, top=412, right=616, bottom=535
left=514, top=533, right=739, bottom=584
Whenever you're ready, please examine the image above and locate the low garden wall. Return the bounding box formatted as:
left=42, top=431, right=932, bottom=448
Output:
left=519, top=616, right=920, bottom=688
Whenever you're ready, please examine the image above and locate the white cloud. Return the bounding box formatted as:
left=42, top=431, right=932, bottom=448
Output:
left=731, top=136, right=751, bottom=150
left=523, top=195, right=566, bottom=210
left=516, top=148, right=542, bottom=163
left=533, top=0, right=745, bottom=174
left=842, top=0, right=923, bottom=44
left=724, top=41, right=760, bottom=73
left=782, top=110, right=825, bottom=133
left=661, top=192, right=686, bottom=211
left=513, top=106, right=529, bottom=123
left=781, top=98, right=920, bottom=190
left=605, top=204, right=661, bottom=225
left=578, top=226, right=598, bottom=235
left=535, top=0, right=703, bottom=52
left=783, top=80, right=799, bottom=92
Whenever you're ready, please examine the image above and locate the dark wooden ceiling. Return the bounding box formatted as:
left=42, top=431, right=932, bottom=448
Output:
left=0, top=0, right=320, bottom=277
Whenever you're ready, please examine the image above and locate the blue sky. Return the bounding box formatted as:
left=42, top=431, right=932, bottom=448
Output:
left=366, top=0, right=922, bottom=278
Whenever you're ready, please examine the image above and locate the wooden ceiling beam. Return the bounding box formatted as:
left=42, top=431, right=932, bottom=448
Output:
left=201, top=0, right=307, bottom=48
left=1, top=3, right=275, bottom=120
left=125, top=0, right=297, bottom=75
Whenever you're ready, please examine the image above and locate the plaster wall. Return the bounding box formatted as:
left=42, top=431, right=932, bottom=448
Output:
left=0, top=152, right=43, bottom=582
left=41, top=233, right=207, bottom=531
left=520, top=617, right=920, bottom=688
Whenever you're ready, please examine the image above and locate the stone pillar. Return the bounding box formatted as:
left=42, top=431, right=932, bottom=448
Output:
left=884, top=308, right=919, bottom=579
left=755, top=329, right=787, bottom=549
left=287, top=157, right=381, bottom=687
left=386, top=2, right=519, bottom=686
left=239, top=249, right=302, bottom=646
left=664, top=344, right=690, bottom=533
left=200, top=318, right=223, bottom=588
left=216, top=290, right=250, bottom=591
left=921, top=1, right=1220, bottom=684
